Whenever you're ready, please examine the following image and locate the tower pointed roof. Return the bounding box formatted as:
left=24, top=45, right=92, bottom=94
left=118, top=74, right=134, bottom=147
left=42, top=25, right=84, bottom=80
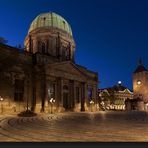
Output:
left=134, top=59, right=147, bottom=73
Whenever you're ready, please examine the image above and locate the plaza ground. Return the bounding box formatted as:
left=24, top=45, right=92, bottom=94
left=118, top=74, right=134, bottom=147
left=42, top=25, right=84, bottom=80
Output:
left=0, top=111, right=148, bottom=142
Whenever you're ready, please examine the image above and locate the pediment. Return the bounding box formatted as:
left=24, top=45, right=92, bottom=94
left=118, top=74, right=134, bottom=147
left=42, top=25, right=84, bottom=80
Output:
left=46, top=61, right=88, bottom=81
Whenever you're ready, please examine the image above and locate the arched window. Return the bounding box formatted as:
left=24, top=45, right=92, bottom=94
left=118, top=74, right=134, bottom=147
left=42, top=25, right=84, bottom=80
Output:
left=38, top=41, right=46, bottom=53
left=62, top=47, right=67, bottom=61
left=41, top=42, right=46, bottom=53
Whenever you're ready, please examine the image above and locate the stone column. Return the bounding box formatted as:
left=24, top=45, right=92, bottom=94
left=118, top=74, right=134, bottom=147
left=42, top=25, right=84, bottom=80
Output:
left=44, top=80, right=49, bottom=113
left=60, top=79, right=64, bottom=106
left=31, top=67, right=36, bottom=112
left=23, top=78, right=28, bottom=108
left=93, top=84, right=98, bottom=111
left=52, top=81, right=59, bottom=113
left=26, top=78, right=30, bottom=111
left=57, top=78, right=64, bottom=112
left=40, top=74, right=46, bottom=113
left=56, top=78, right=60, bottom=107
left=73, top=81, right=76, bottom=109
left=69, top=80, right=75, bottom=110
left=54, top=81, right=58, bottom=107
left=84, top=83, right=89, bottom=111
left=81, top=82, right=87, bottom=112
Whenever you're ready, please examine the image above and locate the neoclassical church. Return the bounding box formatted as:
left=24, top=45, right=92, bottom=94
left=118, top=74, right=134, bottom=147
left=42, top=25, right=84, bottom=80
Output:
left=0, top=12, right=98, bottom=113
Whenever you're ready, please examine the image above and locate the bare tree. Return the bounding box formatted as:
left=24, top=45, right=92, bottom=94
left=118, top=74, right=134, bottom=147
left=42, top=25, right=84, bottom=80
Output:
left=0, top=37, right=8, bottom=44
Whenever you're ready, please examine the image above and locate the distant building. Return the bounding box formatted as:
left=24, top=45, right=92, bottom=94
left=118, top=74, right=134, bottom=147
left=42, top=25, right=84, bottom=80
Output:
left=125, top=60, right=148, bottom=111
left=99, top=82, right=133, bottom=110
left=0, top=12, right=98, bottom=114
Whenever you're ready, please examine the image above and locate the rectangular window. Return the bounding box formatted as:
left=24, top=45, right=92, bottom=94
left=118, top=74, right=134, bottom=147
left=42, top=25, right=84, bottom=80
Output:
left=66, top=48, right=70, bottom=61
left=62, top=47, right=67, bottom=61
left=14, top=79, right=24, bottom=102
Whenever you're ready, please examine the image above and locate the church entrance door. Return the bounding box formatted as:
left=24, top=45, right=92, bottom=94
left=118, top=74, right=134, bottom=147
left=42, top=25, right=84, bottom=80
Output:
left=63, top=85, right=72, bottom=111
left=63, top=92, right=70, bottom=110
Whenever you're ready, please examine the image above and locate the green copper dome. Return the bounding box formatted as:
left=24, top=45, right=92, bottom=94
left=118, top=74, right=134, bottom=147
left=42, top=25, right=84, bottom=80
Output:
left=28, top=12, right=73, bottom=36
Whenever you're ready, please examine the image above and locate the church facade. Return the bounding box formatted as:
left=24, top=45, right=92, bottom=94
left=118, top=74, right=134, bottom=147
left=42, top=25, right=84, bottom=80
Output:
left=0, top=12, right=98, bottom=113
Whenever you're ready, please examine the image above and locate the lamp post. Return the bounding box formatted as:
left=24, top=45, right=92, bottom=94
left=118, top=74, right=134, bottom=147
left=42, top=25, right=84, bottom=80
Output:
left=49, top=98, right=55, bottom=114
left=0, top=96, right=4, bottom=114
left=90, top=100, right=94, bottom=112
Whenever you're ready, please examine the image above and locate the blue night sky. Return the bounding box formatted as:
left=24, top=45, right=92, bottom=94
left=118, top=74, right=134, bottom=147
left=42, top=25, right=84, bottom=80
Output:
left=0, top=0, right=148, bottom=89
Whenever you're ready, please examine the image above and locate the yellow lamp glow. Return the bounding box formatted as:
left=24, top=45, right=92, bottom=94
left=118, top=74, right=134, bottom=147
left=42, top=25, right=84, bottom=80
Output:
left=137, top=80, right=142, bottom=85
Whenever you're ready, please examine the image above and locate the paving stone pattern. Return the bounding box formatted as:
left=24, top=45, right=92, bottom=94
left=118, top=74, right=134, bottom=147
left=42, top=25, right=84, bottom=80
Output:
left=0, top=111, right=148, bottom=142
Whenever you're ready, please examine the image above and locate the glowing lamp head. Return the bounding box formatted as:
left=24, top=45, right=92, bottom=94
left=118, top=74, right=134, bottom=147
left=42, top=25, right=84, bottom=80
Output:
left=50, top=98, right=55, bottom=103
left=118, top=81, right=122, bottom=85
left=90, top=100, right=94, bottom=104
left=137, top=80, right=142, bottom=85
left=0, top=96, right=3, bottom=101
left=50, top=98, right=53, bottom=103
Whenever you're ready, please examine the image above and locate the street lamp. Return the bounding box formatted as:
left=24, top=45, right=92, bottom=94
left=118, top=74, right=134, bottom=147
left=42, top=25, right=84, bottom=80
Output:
left=49, top=98, right=55, bottom=114
left=118, top=81, right=122, bottom=85
left=90, top=100, right=94, bottom=112
left=137, top=80, right=142, bottom=85
left=0, top=96, right=4, bottom=114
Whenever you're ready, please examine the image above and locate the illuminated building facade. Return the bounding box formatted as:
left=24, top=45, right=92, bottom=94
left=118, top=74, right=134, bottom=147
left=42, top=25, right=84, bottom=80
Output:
left=99, top=82, right=133, bottom=110
left=0, top=12, right=98, bottom=113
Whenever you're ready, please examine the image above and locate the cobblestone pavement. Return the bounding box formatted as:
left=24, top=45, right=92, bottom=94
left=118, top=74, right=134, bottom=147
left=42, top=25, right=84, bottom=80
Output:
left=0, top=111, right=148, bottom=142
